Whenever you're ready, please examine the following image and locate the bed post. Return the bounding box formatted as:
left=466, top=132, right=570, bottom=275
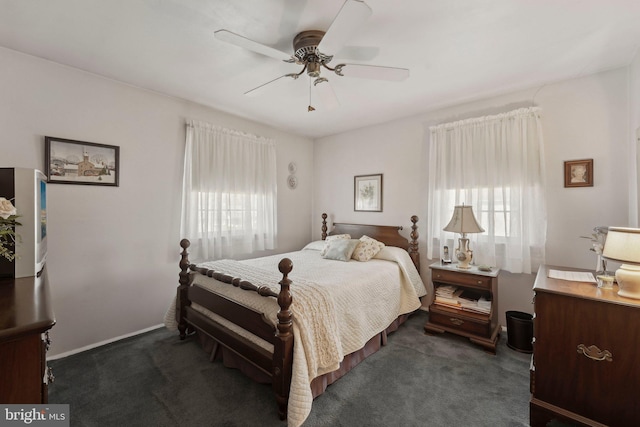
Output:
left=409, top=215, right=420, bottom=273
left=273, top=258, right=294, bottom=420
left=321, top=212, right=328, bottom=240
left=177, top=239, right=192, bottom=340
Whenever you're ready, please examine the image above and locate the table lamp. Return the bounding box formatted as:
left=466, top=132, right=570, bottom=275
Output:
left=443, top=204, right=484, bottom=269
left=602, top=227, right=640, bottom=299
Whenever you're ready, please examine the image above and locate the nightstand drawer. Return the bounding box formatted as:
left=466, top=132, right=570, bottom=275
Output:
left=432, top=269, right=493, bottom=289
left=429, top=308, right=491, bottom=337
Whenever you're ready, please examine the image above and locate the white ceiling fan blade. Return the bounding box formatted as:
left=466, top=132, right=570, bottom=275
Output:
left=317, top=0, right=372, bottom=56
left=314, top=78, right=340, bottom=110
left=214, top=30, right=293, bottom=62
left=244, top=74, right=299, bottom=97
left=334, top=63, right=409, bottom=81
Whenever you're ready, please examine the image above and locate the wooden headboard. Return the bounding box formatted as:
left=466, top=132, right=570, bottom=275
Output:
left=320, top=213, right=420, bottom=273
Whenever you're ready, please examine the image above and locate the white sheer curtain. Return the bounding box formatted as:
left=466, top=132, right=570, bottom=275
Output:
left=426, top=107, right=546, bottom=274
left=181, top=120, right=277, bottom=261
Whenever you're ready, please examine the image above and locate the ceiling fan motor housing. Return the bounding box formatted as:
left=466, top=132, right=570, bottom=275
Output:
left=293, top=30, right=333, bottom=71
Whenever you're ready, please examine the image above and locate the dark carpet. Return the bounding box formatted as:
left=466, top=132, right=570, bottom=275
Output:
left=49, top=311, right=531, bottom=426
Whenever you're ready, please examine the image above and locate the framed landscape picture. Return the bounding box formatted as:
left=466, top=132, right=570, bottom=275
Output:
left=45, top=136, right=119, bottom=186
left=354, top=173, right=383, bottom=212
left=564, top=159, right=593, bottom=188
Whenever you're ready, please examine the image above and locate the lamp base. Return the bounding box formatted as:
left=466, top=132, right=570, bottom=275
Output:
left=455, top=237, right=473, bottom=269
left=615, top=264, right=640, bottom=300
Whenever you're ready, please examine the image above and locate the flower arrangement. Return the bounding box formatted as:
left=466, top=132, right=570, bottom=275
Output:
left=0, top=197, right=21, bottom=261
left=580, top=226, right=609, bottom=273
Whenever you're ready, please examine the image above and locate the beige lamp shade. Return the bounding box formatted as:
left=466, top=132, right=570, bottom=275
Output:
left=602, top=227, right=640, bottom=264
left=602, top=227, right=640, bottom=300
left=443, top=205, right=485, bottom=235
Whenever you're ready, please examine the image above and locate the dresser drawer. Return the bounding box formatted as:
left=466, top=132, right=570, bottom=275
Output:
left=534, top=290, right=640, bottom=425
left=431, top=269, right=492, bottom=289
left=429, top=307, right=491, bottom=337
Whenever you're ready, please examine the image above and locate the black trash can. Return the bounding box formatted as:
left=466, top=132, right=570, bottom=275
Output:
left=506, top=311, right=533, bottom=353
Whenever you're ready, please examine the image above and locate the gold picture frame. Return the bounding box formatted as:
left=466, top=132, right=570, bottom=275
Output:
left=564, top=159, right=593, bottom=188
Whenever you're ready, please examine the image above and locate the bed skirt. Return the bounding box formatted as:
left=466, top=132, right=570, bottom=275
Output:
left=195, top=313, right=411, bottom=399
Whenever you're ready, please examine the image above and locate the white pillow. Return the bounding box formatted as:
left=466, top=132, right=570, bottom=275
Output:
left=322, top=239, right=360, bottom=262
left=352, top=235, right=386, bottom=262
left=320, top=234, right=351, bottom=256
left=302, top=240, right=326, bottom=251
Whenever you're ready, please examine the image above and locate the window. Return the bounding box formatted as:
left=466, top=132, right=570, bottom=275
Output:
left=426, top=108, right=546, bottom=274
left=181, top=121, right=277, bottom=261
left=442, top=188, right=513, bottom=238
left=195, top=191, right=273, bottom=237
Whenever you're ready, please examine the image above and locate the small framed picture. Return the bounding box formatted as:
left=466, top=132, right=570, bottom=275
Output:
left=564, top=159, right=593, bottom=188
left=45, top=136, right=119, bottom=186
left=354, top=174, right=383, bottom=212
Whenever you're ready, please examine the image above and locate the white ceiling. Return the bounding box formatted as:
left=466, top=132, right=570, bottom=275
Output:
left=1, top=0, right=639, bottom=138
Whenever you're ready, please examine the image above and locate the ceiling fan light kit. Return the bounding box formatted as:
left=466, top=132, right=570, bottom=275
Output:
left=214, top=0, right=409, bottom=111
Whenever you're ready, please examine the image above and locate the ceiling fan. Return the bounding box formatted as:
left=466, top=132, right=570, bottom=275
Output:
left=214, top=0, right=409, bottom=111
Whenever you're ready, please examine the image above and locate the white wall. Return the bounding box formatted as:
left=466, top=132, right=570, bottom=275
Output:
left=630, top=49, right=640, bottom=226
left=315, top=67, right=631, bottom=326
left=0, top=47, right=314, bottom=357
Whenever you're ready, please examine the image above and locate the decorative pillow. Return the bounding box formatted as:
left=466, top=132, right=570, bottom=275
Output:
left=319, top=234, right=351, bottom=256
left=302, top=240, right=327, bottom=251
left=322, top=239, right=360, bottom=262
left=352, top=235, right=386, bottom=262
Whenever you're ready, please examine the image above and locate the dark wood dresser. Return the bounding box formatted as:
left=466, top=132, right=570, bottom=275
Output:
left=531, top=265, right=640, bottom=426
left=0, top=268, right=55, bottom=403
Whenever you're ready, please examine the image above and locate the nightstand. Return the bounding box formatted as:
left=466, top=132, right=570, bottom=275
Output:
left=424, top=262, right=500, bottom=353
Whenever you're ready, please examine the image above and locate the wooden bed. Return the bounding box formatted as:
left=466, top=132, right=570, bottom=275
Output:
left=174, top=213, right=422, bottom=423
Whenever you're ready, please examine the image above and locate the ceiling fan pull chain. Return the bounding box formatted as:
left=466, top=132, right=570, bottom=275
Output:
left=308, top=78, right=315, bottom=112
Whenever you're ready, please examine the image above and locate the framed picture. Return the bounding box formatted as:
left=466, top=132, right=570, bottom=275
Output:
left=45, top=136, right=119, bottom=186
left=354, top=174, right=383, bottom=212
left=564, top=159, right=593, bottom=188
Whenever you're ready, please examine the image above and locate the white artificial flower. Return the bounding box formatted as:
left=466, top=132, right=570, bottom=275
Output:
left=0, top=197, right=17, bottom=219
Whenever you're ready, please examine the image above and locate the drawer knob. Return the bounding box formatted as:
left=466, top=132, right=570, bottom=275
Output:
left=449, top=318, right=464, bottom=326
left=477, top=280, right=482, bottom=284
left=577, top=344, right=612, bottom=362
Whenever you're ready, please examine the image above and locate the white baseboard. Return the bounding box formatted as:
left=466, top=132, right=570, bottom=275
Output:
left=47, top=323, right=165, bottom=361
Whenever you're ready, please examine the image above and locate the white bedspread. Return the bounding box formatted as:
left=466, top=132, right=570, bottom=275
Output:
left=164, top=242, right=427, bottom=427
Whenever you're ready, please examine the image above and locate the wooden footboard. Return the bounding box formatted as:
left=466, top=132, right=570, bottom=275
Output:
left=176, top=239, right=294, bottom=420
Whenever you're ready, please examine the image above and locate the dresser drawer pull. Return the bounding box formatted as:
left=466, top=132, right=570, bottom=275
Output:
left=46, top=366, right=55, bottom=384
left=577, top=344, right=613, bottom=362
left=43, top=331, right=52, bottom=352
left=449, top=318, right=464, bottom=326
